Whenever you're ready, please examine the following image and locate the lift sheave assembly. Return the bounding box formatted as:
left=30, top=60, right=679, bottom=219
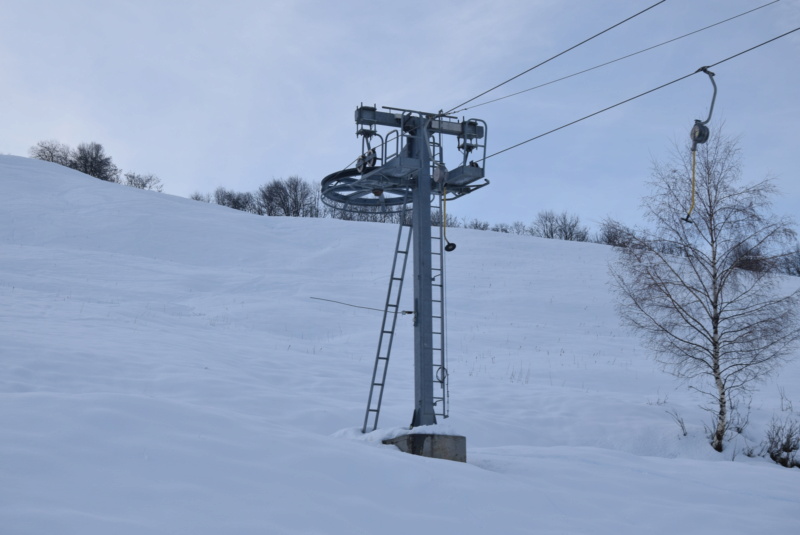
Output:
left=322, top=106, right=488, bottom=212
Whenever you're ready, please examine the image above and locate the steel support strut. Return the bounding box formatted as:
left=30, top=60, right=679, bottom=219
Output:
left=410, top=120, right=436, bottom=427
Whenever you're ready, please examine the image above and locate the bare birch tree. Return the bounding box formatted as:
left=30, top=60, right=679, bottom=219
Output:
left=610, top=133, right=800, bottom=452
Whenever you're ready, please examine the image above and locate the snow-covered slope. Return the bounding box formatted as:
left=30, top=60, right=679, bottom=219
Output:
left=1, top=155, right=798, bottom=534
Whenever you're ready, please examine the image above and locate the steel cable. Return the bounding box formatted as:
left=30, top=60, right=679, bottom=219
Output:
left=451, top=0, right=780, bottom=114
left=485, top=27, right=800, bottom=160
left=445, top=0, right=668, bottom=114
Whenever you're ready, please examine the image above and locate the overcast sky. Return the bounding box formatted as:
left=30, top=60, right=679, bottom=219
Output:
left=2, top=0, right=798, bottom=230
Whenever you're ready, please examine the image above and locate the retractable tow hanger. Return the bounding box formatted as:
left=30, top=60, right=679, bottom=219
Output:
left=684, top=67, right=717, bottom=223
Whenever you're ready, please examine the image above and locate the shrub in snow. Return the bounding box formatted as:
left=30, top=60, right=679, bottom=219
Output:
left=763, top=416, right=800, bottom=468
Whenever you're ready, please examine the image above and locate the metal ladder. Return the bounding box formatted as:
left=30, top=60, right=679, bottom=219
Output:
left=362, top=210, right=413, bottom=433
left=362, top=200, right=452, bottom=432
left=431, top=194, right=449, bottom=421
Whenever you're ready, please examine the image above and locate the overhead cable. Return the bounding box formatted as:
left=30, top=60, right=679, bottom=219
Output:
left=452, top=0, right=780, bottom=114
left=485, top=27, right=800, bottom=160
left=445, top=0, right=668, bottom=114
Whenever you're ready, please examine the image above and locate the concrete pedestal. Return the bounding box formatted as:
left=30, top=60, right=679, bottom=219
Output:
left=382, top=433, right=467, bottom=463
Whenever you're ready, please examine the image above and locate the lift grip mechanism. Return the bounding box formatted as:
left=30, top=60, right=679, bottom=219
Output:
left=684, top=67, right=717, bottom=223
left=690, top=67, right=717, bottom=151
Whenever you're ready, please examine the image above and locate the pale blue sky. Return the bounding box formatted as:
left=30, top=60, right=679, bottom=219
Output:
left=2, top=0, right=798, bottom=230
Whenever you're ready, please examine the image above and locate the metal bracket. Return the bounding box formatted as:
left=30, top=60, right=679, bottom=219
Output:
left=690, top=67, right=716, bottom=151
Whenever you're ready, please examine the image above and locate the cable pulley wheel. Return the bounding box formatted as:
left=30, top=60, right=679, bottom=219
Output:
left=320, top=167, right=413, bottom=210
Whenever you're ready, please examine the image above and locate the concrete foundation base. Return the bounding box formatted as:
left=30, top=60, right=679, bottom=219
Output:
left=382, top=433, right=467, bottom=463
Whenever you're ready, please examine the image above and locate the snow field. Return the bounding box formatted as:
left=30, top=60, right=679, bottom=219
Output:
left=1, top=155, right=798, bottom=534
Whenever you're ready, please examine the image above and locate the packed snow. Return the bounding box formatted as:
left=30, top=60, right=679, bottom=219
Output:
left=1, top=155, right=798, bottom=534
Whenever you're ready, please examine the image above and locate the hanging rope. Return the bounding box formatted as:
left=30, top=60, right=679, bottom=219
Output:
left=686, top=149, right=698, bottom=222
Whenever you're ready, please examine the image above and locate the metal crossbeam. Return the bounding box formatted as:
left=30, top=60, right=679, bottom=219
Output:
left=355, top=106, right=485, bottom=139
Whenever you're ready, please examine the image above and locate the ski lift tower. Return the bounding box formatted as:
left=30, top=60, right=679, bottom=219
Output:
left=321, top=105, right=488, bottom=460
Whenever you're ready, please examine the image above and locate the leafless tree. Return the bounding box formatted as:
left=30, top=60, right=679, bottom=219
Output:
left=124, top=172, right=163, bottom=192
left=596, top=218, right=634, bottom=247
left=510, top=221, right=529, bottom=235
left=610, top=133, right=800, bottom=452
left=189, top=192, right=211, bottom=202
left=430, top=208, right=459, bottom=228
left=530, top=210, right=559, bottom=238
left=531, top=210, right=589, bottom=241
left=464, top=218, right=490, bottom=230
left=214, top=187, right=258, bottom=214
left=257, top=176, right=320, bottom=217
left=70, top=142, right=120, bottom=182
left=29, top=139, right=71, bottom=166
left=779, top=245, right=800, bottom=277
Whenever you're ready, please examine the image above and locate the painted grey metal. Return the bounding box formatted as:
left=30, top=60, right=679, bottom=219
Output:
left=431, top=193, right=449, bottom=419
left=695, top=67, right=717, bottom=127
left=410, top=121, right=436, bottom=427
left=363, top=208, right=413, bottom=433
left=320, top=107, right=488, bottom=212
left=321, top=105, right=486, bottom=430
left=690, top=68, right=717, bottom=151
left=356, top=106, right=484, bottom=138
